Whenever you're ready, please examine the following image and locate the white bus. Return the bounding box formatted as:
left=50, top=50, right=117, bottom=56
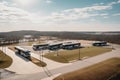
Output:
left=15, top=46, right=31, bottom=60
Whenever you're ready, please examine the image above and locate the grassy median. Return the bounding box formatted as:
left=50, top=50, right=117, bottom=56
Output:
left=54, top=58, right=120, bottom=80
left=44, top=47, right=112, bottom=63
left=0, top=50, right=13, bottom=68
left=31, top=57, right=47, bottom=67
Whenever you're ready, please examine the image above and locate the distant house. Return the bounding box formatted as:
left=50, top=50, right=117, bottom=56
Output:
left=92, top=41, right=107, bottom=46
left=62, top=42, right=81, bottom=49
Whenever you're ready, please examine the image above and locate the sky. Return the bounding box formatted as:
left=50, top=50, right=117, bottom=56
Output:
left=0, top=0, right=120, bottom=32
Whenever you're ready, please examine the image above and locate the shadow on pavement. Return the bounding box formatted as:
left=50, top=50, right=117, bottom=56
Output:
left=15, top=53, right=30, bottom=62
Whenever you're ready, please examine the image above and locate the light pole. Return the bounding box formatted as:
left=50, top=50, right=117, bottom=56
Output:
left=0, top=71, right=1, bottom=80
left=78, top=47, right=81, bottom=60
left=42, top=50, right=43, bottom=61
left=39, top=50, right=41, bottom=61
left=77, top=41, right=81, bottom=60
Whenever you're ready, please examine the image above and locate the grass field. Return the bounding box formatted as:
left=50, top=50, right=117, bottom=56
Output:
left=44, top=47, right=112, bottom=63
left=0, top=50, right=13, bottom=68
left=54, top=58, right=120, bottom=80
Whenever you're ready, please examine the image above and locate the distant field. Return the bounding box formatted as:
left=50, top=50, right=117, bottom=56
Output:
left=44, top=47, right=112, bottom=63
left=0, top=50, right=13, bottom=68
left=54, top=58, right=120, bottom=80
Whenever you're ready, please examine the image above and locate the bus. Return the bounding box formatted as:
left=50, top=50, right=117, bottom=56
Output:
left=15, top=46, right=31, bottom=60
left=32, top=44, right=49, bottom=50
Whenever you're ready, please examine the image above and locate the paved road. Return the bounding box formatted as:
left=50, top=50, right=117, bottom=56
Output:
left=1, top=44, right=120, bottom=80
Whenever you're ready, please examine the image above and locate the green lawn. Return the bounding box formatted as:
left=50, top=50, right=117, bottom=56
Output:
left=0, top=50, right=13, bottom=68
left=54, top=58, right=120, bottom=80
left=44, top=47, right=112, bottom=63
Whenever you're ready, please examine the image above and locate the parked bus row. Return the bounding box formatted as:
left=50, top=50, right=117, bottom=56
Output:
left=32, top=42, right=81, bottom=51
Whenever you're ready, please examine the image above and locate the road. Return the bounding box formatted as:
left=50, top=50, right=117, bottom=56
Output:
left=1, top=44, right=120, bottom=80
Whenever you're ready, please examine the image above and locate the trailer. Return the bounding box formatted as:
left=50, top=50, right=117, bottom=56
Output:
left=15, top=46, right=31, bottom=60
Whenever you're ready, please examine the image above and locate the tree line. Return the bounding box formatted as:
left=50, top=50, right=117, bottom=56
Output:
left=0, top=30, right=120, bottom=45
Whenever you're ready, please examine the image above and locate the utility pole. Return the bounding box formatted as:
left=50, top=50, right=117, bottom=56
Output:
left=39, top=50, right=41, bottom=61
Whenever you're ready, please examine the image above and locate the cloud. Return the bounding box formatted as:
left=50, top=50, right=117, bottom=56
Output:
left=0, top=0, right=119, bottom=32
left=108, top=2, right=117, bottom=6
left=108, top=0, right=120, bottom=6
left=46, top=0, right=52, bottom=3
left=113, top=13, right=120, bottom=16
left=48, top=5, right=110, bottom=21
left=63, top=5, right=111, bottom=12
left=118, top=0, right=120, bottom=3
left=100, top=3, right=104, bottom=5
left=0, top=1, right=32, bottom=23
left=0, top=0, right=119, bottom=25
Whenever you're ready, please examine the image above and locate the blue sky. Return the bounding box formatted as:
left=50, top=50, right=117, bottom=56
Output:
left=0, top=0, right=120, bottom=32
